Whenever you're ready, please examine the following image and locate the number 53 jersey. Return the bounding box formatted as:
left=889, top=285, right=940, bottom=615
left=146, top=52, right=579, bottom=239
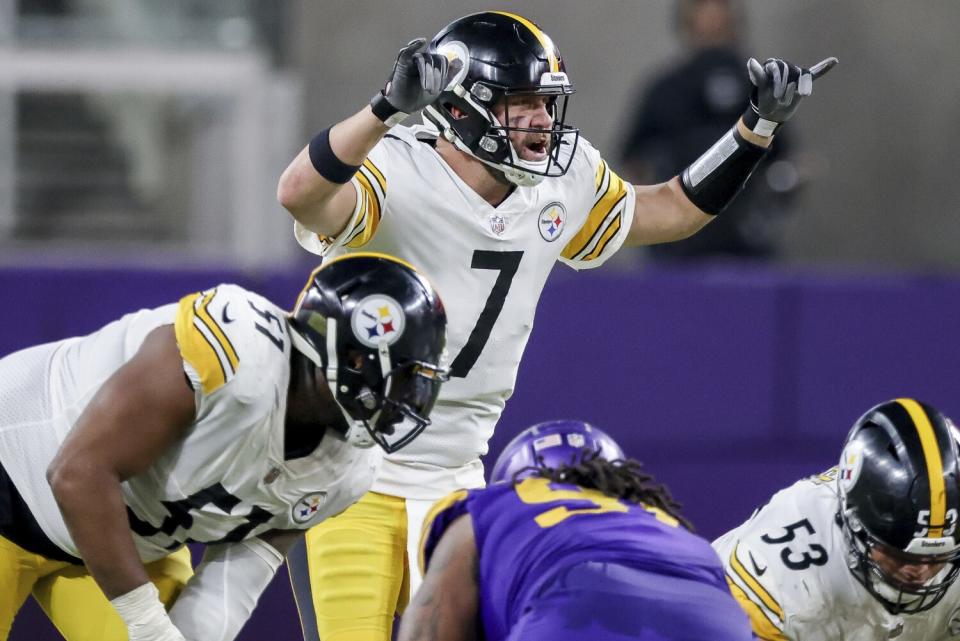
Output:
left=294, top=125, right=636, bottom=498
left=712, top=470, right=960, bottom=641
left=0, top=285, right=380, bottom=562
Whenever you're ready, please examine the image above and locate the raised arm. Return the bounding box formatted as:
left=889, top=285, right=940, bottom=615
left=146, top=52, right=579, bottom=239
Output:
left=398, top=514, right=479, bottom=641
left=46, top=324, right=197, bottom=639
left=276, top=38, right=455, bottom=237
left=625, top=56, right=837, bottom=247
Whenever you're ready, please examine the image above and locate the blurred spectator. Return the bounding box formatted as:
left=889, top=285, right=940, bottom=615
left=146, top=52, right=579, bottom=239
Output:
left=620, top=0, right=799, bottom=261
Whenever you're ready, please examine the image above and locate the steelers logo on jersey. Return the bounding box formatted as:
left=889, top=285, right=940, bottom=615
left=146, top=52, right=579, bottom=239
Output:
left=292, top=492, right=328, bottom=524
left=538, top=202, right=566, bottom=242
left=351, top=294, right=406, bottom=348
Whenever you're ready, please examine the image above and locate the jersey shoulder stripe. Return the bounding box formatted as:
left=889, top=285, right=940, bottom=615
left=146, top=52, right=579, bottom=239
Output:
left=726, top=574, right=788, bottom=641
left=175, top=289, right=239, bottom=394
left=346, top=158, right=386, bottom=248
left=562, top=159, right=629, bottom=262
left=418, top=488, right=470, bottom=574
left=726, top=542, right=785, bottom=632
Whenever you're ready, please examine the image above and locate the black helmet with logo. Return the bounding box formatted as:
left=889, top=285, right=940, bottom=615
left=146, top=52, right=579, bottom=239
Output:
left=423, top=11, right=579, bottom=187
left=837, top=398, right=960, bottom=613
left=288, top=253, right=448, bottom=453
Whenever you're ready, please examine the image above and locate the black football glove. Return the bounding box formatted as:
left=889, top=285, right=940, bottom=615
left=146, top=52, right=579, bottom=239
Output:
left=742, top=56, right=837, bottom=136
left=370, top=38, right=461, bottom=127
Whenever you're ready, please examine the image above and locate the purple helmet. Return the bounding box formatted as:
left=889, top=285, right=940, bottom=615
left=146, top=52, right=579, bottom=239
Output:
left=490, top=419, right=626, bottom=483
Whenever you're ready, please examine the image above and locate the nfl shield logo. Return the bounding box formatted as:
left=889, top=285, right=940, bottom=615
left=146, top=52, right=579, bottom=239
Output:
left=489, top=214, right=506, bottom=235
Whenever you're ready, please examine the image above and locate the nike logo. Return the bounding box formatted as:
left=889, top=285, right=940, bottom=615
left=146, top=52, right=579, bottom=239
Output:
left=221, top=302, right=235, bottom=324
left=748, top=551, right=767, bottom=577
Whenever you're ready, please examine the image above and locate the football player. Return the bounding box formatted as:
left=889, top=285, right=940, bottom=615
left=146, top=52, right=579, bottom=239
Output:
left=0, top=254, right=447, bottom=641
left=277, top=11, right=837, bottom=639
left=398, top=419, right=753, bottom=641
left=713, top=399, right=960, bottom=641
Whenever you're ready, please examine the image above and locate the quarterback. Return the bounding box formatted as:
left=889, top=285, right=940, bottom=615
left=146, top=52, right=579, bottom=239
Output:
left=713, top=399, right=960, bottom=641
left=399, top=420, right=753, bottom=641
left=0, top=254, right=447, bottom=641
left=277, top=10, right=837, bottom=639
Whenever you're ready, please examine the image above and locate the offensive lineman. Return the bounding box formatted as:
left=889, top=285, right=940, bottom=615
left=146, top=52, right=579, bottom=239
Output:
left=0, top=254, right=448, bottom=641
left=713, top=399, right=960, bottom=641
left=277, top=11, right=837, bottom=639
left=400, top=420, right=753, bottom=641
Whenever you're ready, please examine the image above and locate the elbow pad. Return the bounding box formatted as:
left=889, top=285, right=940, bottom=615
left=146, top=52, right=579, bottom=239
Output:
left=169, top=538, right=284, bottom=641
left=680, top=126, right=768, bottom=216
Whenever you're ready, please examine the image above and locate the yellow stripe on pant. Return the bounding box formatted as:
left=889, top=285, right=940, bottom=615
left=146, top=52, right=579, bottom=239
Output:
left=300, top=491, right=411, bottom=641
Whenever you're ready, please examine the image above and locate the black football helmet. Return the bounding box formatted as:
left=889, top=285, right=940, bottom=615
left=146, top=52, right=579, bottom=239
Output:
left=423, top=11, right=579, bottom=187
left=287, top=253, right=448, bottom=453
left=836, top=398, right=960, bottom=614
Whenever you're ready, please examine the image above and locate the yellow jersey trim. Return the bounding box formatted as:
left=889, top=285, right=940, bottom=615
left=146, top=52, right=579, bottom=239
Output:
left=726, top=575, right=788, bottom=641
left=562, top=161, right=628, bottom=261
left=899, top=397, right=946, bottom=536
left=729, top=545, right=783, bottom=620
left=175, top=292, right=236, bottom=394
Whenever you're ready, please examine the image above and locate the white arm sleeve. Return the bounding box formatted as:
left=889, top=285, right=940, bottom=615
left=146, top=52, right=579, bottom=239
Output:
left=110, top=582, right=187, bottom=641
left=168, top=537, right=284, bottom=641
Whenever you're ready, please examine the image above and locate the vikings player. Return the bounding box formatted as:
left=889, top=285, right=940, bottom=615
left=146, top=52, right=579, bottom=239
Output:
left=399, top=420, right=753, bottom=641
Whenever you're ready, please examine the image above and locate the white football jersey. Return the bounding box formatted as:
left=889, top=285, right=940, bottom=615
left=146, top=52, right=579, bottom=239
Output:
left=713, top=468, right=960, bottom=641
left=0, top=285, right=380, bottom=562
left=295, top=124, right=635, bottom=498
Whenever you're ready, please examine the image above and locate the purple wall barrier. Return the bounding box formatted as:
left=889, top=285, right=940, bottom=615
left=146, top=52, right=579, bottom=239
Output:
left=5, top=263, right=959, bottom=640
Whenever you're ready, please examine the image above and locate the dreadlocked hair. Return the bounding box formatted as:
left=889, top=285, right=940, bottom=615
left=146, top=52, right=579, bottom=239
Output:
left=519, top=448, right=694, bottom=531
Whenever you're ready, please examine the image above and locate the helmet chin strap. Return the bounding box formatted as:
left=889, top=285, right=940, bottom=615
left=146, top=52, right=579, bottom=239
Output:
left=288, top=317, right=374, bottom=449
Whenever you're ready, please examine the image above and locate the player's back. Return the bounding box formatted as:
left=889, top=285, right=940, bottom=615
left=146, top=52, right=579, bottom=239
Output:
left=422, top=478, right=729, bottom=641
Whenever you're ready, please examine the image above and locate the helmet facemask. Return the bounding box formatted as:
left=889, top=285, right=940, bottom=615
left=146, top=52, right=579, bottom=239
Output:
left=423, top=22, right=580, bottom=188
left=839, top=506, right=960, bottom=614
left=427, top=78, right=578, bottom=187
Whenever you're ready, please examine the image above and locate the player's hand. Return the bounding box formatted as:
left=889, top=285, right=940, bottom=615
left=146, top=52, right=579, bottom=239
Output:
left=376, top=38, right=462, bottom=116
left=746, top=56, right=837, bottom=125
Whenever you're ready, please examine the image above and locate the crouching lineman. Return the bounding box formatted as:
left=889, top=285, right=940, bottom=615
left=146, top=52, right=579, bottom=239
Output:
left=0, top=253, right=448, bottom=641
left=714, top=398, right=960, bottom=641
left=398, top=420, right=753, bottom=641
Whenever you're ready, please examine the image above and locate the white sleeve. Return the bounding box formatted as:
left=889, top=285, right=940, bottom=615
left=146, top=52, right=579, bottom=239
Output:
left=292, top=180, right=365, bottom=256
left=169, top=537, right=284, bottom=641
left=293, top=142, right=390, bottom=257
left=559, top=144, right=635, bottom=271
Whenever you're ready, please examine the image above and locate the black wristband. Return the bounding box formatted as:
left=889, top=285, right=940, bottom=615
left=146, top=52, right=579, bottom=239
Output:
left=308, top=128, right=361, bottom=184
left=680, top=126, right=768, bottom=216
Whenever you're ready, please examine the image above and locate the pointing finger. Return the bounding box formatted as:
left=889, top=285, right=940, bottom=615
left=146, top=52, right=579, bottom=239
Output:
left=809, top=57, right=838, bottom=80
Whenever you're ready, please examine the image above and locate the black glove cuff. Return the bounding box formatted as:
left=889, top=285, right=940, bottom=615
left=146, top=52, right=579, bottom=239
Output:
left=308, top=128, right=361, bottom=184
left=680, top=126, right=769, bottom=216
left=741, top=105, right=782, bottom=137
left=370, top=92, right=409, bottom=128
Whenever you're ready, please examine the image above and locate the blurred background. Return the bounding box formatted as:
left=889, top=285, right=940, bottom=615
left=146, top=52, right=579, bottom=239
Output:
left=3, top=0, right=960, bottom=639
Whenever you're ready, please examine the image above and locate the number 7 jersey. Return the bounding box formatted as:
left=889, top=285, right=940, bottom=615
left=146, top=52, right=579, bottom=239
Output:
left=712, top=469, right=960, bottom=641
left=294, top=124, right=636, bottom=498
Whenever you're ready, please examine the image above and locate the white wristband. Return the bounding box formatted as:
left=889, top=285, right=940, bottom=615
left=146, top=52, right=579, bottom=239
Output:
left=110, top=582, right=186, bottom=641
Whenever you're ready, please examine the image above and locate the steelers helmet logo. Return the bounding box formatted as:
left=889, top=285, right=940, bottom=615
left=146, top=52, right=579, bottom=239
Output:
left=352, top=294, right=406, bottom=348
left=538, top=202, right=566, bottom=242
left=292, top=492, right=327, bottom=524
left=839, top=442, right=864, bottom=492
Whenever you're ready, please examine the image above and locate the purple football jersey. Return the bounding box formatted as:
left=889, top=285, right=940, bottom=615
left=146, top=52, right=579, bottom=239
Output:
left=422, top=478, right=733, bottom=641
